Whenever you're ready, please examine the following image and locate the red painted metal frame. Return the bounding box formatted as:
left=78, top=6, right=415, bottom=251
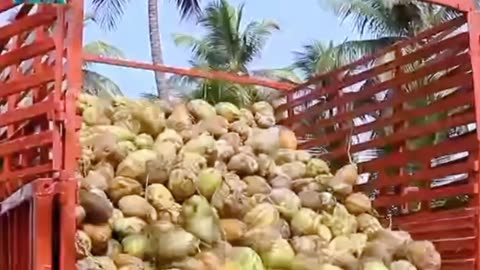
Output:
left=83, top=54, right=295, bottom=91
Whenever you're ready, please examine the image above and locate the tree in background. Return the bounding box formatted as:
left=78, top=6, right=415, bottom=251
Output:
left=300, top=0, right=467, bottom=211
left=314, top=0, right=459, bottom=65
left=82, top=40, right=125, bottom=99
left=90, top=0, right=201, bottom=99
left=82, top=14, right=125, bottom=99
left=165, top=0, right=300, bottom=106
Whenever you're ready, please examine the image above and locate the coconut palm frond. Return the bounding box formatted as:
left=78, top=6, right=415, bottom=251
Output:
left=82, top=69, right=123, bottom=99
left=83, top=41, right=125, bottom=59
left=173, top=0, right=282, bottom=106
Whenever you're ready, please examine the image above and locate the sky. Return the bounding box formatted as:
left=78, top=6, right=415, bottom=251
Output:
left=83, top=0, right=360, bottom=98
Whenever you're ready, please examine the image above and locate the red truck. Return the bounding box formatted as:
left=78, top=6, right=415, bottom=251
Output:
left=0, top=0, right=479, bottom=269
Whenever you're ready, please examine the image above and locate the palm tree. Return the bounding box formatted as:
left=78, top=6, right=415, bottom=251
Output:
left=82, top=40, right=125, bottom=99
left=82, top=14, right=125, bottom=98
left=160, top=0, right=300, bottom=106
left=315, top=0, right=460, bottom=62
left=90, top=0, right=201, bottom=99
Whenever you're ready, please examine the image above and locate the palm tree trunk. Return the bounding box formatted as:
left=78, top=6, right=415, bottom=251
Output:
left=148, top=0, right=169, bottom=98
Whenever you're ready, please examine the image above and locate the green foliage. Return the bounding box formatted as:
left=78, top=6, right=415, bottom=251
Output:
left=90, top=0, right=201, bottom=30
left=82, top=16, right=125, bottom=98
left=164, top=0, right=300, bottom=107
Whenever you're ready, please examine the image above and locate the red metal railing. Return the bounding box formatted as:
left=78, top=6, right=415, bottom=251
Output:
left=0, top=1, right=81, bottom=269
left=275, top=13, right=479, bottom=269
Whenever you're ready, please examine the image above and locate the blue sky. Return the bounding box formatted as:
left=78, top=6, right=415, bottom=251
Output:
left=84, top=0, right=359, bottom=97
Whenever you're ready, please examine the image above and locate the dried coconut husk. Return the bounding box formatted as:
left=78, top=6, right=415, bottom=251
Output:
left=82, top=223, right=112, bottom=255
left=121, top=234, right=151, bottom=259
left=322, top=204, right=358, bottom=237
left=176, top=151, right=207, bottom=173
left=116, top=149, right=157, bottom=180
left=255, top=113, right=276, bottom=128
left=239, top=108, right=256, bottom=126
left=152, top=141, right=178, bottom=164
left=259, top=238, right=295, bottom=269
left=276, top=218, right=292, bottom=239
left=230, top=120, right=252, bottom=140
left=215, top=102, right=240, bottom=122
left=241, top=226, right=283, bottom=253
left=220, top=219, right=248, bottom=242
left=345, top=192, right=372, bottom=214
left=269, top=174, right=292, bottom=189
left=244, top=176, right=272, bottom=196
left=405, top=241, right=440, bottom=270
left=245, top=127, right=280, bottom=154
left=112, top=217, right=147, bottom=237
left=332, top=164, right=359, bottom=185
left=79, top=189, right=113, bottom=224
left=298, top=191, right=336, bottom=211
left=372, top=229, right=412, bottom=254
left=112, top=108, right=142, bottom=134
left=280, top=161, right=307, bottom=180
left=88, top=132, right=119, bottom=162
left=118, top=195, right=157, bottom=222
left=349, top=233, right=368, bottom=258
left=275, top=149, right=298, bottom=165
left=110, top=141, right=137, bottom=165
left=182, top=195, right=222, bottom=245
left=76, top=256, right=116, bottom=270
left=256, top=153, right=276, bottom=178
left=105, top=239, right=122, bottom=258
left=390, top=260, right=417, bottom=270
left=107, top=176, right=142, bottom=204
left=108, top=209, right=124, bottom=227
left=134, top=102, right=166, bottom=136
left=290, top=208, right=326, bottom=236
left=220, top=132, right=242, bottom=150
left=356, top=213, right=383, bottom=238
left=144, top=157, right=173, bottom=185
left=244, top=203, right=280, bottom=229
left=252, top=101, right=274, bottom=115
left=215, top=140, right=235, bottom=161
left=133, top=133, right=154, bottom=149
left=181, top=134, right=216, bottom=157
left=227, top=153, right=259, bottom=175
left=166, top=103, right=192, bottom=132
left=148, top=227, right=200, bottom=261
left=278, top=126, right=297, bottom=149
left=163, top=257, right=207, bottom=270
left=187, top=99, right=216, bottom=120
left=196, top=251, right=224, bottom=270
left=362, top=240, right=394, bottom=265
left=155, top=128, right=184, bottom=150
left=305, top=158, right=330, bottom=177
left=196, top=168, right=223, bottom=199
left=269, top=188, right=301, bottom=219
left=75, top=230, right=91, bottom=259
left=76, top=206, right=86, bottom=226
left=221, top=192, right=255, bottom=219
left=290, top=235, right=327, bottom=255
left=82, top=105, right=112, bottom=126
left=168, top=168, right=197, bottom=201
left=113, top=253, right=144, bottom=268
left=291, top=178, right=322, bottom=193
left=332, top=253, right=359, bottom=270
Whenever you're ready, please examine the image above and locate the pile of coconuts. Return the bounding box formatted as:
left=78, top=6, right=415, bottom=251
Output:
left=75, top=93, right=441, bottom=270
